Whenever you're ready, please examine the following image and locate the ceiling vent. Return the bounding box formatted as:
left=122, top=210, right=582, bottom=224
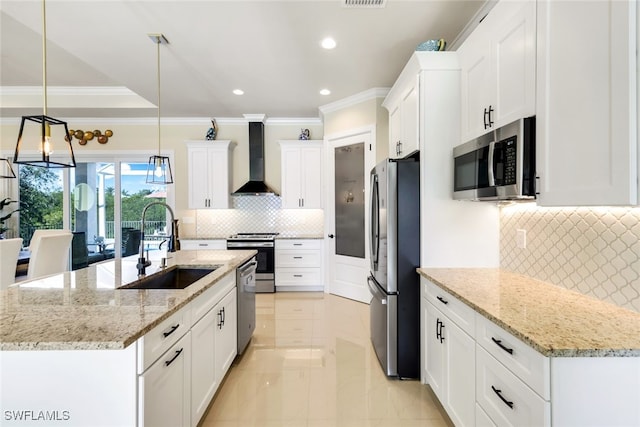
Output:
left=343, top=0, right=386, bottom=8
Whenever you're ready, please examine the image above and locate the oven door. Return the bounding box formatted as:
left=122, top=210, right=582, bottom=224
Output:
left=226, top=240, right=275, bottom=292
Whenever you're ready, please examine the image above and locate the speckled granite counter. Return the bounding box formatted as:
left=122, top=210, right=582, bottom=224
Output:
left=417, top=268, right=640, bottom=357
left=0, top=249, right=256, bottom=351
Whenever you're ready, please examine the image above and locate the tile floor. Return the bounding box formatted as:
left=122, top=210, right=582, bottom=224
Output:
left=200, top=292, right=452, bottom=427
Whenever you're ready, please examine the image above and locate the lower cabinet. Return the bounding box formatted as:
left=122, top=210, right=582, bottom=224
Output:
left=139, top=333, right=192, bottom=427
left=275, top=239, right=323, bottom=291
left=423, top=286, right=476, bottom=427
left=191, top=286, right=237, bottom=426
left=421, top=276, right=640, bottom=427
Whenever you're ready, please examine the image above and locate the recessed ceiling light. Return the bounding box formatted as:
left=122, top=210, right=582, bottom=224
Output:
left=321, top=37, right=337, bottom=50
left=320, top=89, right=331, bottom=96
left=233, top=89, right=244, bottom=95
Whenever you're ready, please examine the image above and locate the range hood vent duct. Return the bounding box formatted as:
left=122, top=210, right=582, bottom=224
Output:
left=232, top=121, right=279, bottom=196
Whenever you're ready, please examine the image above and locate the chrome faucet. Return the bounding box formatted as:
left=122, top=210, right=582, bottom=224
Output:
left=137, top=201, right=177, bottom=277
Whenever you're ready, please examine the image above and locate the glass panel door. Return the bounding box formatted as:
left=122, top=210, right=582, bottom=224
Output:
left=18, top=165, right=64, bottom=246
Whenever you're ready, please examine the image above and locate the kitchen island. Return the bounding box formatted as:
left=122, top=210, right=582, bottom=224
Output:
left=418, top=268, right=640, bottom=426
left=0, top=249, right=256, bottom=427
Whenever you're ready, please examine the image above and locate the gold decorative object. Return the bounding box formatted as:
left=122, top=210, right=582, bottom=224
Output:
left=69, top=129, right=113, bottom=145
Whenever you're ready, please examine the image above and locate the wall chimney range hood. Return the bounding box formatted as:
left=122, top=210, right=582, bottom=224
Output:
left=232, top=115, right=279, bottom=196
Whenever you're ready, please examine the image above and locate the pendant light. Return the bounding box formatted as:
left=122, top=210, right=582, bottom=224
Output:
left=146, top=34, right=173, bottom=184
left=13, top=0, right=76, bottom=169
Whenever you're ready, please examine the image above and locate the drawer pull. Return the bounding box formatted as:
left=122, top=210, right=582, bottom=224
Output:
left=491, top=385, right=514, bottom=409
left=491, top=337, right=514, bottom=355
left=293, top=256, right=303, bottom=259
left=293, top=243, right=303, bottom=246
left=163, top=324, right=180, bottom=338
left=436, top=296, right=449, bottom=305
left=165, top=348, right=184, bottom=367
left=198, top=243, right=208, bottom=247
left=293, top=274, right=303, bottom=277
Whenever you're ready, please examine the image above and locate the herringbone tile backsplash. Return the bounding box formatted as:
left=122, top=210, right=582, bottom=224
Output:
left=501, top=204, right=640, bottom=312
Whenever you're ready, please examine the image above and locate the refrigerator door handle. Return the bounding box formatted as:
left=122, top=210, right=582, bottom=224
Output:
left=370, top=174, right=380, bottom=266
left=367, top=276, right=387, bottom=305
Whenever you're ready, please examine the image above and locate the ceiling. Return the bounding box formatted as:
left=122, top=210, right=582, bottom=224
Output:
left=0, top=0, right=486, bottom=120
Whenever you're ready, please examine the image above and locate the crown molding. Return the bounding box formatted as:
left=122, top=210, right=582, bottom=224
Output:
left=318, top=87, right=390, bottom=116
left=0, top=116, right=323, bottom=126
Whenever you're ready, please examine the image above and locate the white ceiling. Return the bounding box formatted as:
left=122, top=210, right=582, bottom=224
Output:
left=0, top=0, right=486, bottom=120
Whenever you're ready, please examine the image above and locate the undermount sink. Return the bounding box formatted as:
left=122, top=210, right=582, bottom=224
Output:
left=119, top=266, right=220, bottom=290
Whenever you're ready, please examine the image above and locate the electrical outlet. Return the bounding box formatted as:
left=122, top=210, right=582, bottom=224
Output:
left=517, top=229, right=527, bottom=249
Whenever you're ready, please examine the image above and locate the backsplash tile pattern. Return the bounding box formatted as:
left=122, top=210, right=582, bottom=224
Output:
left=195, top=196, right=324, bottom=237
left=500, top=204, right=640, bottom=312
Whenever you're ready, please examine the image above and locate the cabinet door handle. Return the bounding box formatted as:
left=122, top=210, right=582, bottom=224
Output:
left=436, top=296, right=449, bottom=305
left=491, top=337, right=514, bottom=355
left=439, top=322, right=445, bottom=343
left=163, top=324, right=180, bottom=338
left=221, top=306, right=226, bottom=325
left=217, top=311, right=223, bottom=329
left=491, top=385, right=514, bottom=409
left=488, top=105, right=494, bottom=128
left=435, top=319, right=441, bottom=341
left=165, top=348, right=184, bottom=367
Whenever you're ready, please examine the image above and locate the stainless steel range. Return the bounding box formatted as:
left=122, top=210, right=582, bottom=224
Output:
left=226, top=233, right=278, bottom=293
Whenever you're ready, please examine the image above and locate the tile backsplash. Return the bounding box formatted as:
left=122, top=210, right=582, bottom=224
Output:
left=501, top=204, right=640, bottom=312
left=187, top=196, right=324, bottom=237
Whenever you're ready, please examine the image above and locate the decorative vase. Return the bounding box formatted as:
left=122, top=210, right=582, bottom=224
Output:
left=299, top=128, right=310, bottom=140
left=206, top=119, right=218, bottom=141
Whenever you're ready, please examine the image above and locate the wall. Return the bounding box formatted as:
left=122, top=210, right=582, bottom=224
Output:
left=322, top=92, right=389, bottom=163
left=501, top=204, right=640, bottom=313
left=0, top=118, right=323, bottom=219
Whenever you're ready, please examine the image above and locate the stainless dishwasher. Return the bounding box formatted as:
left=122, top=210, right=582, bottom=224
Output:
left=236, top=257, right=257, bottom=355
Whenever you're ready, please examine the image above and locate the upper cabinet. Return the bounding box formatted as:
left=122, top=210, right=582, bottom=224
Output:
left=382, top=52, right=460, bottom=158
left=458, top=0, right=536, bottom=143
left=535, top=0, right=638, bottom=206
left=385, top=75, right=419, bottom=158
left=186, top=141, right=235, bottom=209
left=279, top=140, right=323, bottom=209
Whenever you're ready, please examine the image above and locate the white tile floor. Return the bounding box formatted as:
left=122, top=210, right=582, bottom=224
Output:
left=200, top=292, right=452, bottom=427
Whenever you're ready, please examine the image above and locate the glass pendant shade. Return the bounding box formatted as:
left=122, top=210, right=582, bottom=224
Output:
left=13, top=115, right=76, bottom=168
left=146, top=155, right=173, bottom=184
left=0, top=158, right=16, bottom=178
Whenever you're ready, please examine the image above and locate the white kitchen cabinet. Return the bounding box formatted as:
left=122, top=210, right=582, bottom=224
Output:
left=139, top=332, right=191, bottom=427
left=180, top=239, right=226, bottom=251
left=384, top=75, right=419, bottom=158
left=190, top=272, right=236, bottom=426
left=275, top=239, right=323, bottom=291
left=190, top=307, right=218, bottom=425
left=214, top=287, right=237, bottom=381
left=535, top=0, right=638, bottom=206
left=186, top=141, right=235, bottom=209
left=458, top=0, right=536, bottom=142
left=422, top=279, right=476, bottom=427
left=279, top=141, right=323, bottom=209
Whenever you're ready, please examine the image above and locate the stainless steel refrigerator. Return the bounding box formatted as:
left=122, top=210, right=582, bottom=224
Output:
left=367, top=154, right=420, bottom=378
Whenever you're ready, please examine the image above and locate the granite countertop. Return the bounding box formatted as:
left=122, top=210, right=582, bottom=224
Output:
left=0, top=249, right=256, bottom=352
left=417, top=268, right=640, bottom=357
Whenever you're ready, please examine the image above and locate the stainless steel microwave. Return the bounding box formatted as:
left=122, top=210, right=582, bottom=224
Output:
left=453, top=117, right=536, bottom=201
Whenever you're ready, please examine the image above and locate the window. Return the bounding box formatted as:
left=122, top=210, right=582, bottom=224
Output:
left=16, top=154, right=173, bottom=270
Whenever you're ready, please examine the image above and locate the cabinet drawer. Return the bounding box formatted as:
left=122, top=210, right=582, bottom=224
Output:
left=276, top=250, right=321, bottom=268
left=423, top=278, right=475, bottom=336
left=475, top=313, right=550, bottom=400
left=137, top=306, right=191, bottom=373
left=276, top=239, right=322, bottom=250
left=276, top=268, right=322, bottom=285
left=476, top=346, right=550, bottom=427
left=191, top=271, right=235, bottom=325
left=180, top=240, right=226, bottom=250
